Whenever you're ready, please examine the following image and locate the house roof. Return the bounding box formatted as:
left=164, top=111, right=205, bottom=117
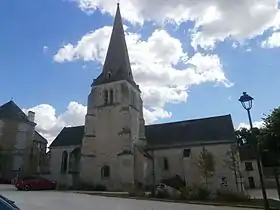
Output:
left=34, top=131, right=48, bottom=144
left=50, top=126, right=84, bottom=147
left=145, top=114, right=236, bottom=149
left=50, top=114, right=236, bottom=148
left=0, top=100, right=31, bottom=123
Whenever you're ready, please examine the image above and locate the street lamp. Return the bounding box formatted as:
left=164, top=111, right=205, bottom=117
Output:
left=239, top=92, right=270, bottom=210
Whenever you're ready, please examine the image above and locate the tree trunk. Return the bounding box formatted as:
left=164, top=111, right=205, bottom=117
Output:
left=233, top=167, right=238, bottom=191
left=273, top=166, right=280, bottom=199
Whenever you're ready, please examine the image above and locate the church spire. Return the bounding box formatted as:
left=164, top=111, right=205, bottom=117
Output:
left=92, top=3, right=137, bottom=88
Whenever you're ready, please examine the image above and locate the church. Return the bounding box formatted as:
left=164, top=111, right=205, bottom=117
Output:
left=48, top=4, right=240, bottom=192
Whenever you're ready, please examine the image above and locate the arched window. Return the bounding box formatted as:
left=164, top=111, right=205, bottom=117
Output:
left=61, top=151, right=68, bottom=173
left=109, top=89, right=114, bottom=104
left=101, top=165, right=110, bottom=179
left=104, top=90, right=109, bottom=104
left=69, top=148, right=81, bottom=173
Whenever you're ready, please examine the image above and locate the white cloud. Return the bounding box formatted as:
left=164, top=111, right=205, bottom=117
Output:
left=143, top=108, right=172, bottom=125
left=24, top=101, right=172, bottom=144
left=24, top=102, right=87, bottom=144
left=43, top=46, right=48, bottom=53
left=237, top=121, right=264, bottom=130
left=70, top=0, right=280, bottom=49
left=261, top=31, right=280, bottom=48
left=54, top=26, right=231, bottom=124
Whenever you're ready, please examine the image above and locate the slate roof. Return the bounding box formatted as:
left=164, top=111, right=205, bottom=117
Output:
left=34, top=131, right=48, bottom=144
left=50, top=114, right=236, bottom=148
left=92, top=4, right=137, bottom=88
left=145, top=114, right=236, bottom=149
left=0, top=100, right=30, bottom=123
left=50, top=126, right=84, bottom=147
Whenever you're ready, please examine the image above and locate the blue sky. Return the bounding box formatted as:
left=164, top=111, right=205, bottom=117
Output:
left=1, top=0, right=280, bottom=140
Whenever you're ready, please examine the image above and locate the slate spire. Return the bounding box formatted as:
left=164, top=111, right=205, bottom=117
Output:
left=92, top=3, right=137, bottom=87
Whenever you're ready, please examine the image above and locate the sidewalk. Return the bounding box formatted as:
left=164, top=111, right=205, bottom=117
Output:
left=248, top=189, right=279, bottom=201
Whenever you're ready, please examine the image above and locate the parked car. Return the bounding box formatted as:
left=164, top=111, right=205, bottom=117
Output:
left=15, top=176, right=56, bottom=191
left=0, top=195, right=20, bottom=210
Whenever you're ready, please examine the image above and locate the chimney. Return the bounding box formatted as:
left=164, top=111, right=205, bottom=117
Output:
left=28, top=111, right=35, bottom=122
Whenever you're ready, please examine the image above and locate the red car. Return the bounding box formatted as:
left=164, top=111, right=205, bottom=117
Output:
left=15, top=176, right=56, bottom=191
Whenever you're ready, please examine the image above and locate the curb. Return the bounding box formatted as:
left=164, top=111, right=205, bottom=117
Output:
left=75, top=192, right=278, bottom=209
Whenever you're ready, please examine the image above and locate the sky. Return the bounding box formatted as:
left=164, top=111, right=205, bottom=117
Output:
left=1, top=0, right=280, bottom=143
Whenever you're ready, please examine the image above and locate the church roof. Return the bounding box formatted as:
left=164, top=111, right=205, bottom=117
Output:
left=0, top=100, right=30, bottom=123
left=34, top=131, right=48, bottom=144
left=92, top=4, right=137, bottom=88
left=145, top=114, right=236, bottom=149
left=50, top=114, right=236, bottom=148
left=50, top=126, right=84, bottom=147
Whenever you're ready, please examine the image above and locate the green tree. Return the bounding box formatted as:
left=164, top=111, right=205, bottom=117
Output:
left=224, top=145, right=242, bottom=191
left=197, top=147, right=215, bottom=187
left=262, top=107, right=280, bottom=199
left=235, top=128, right=251, bottom=146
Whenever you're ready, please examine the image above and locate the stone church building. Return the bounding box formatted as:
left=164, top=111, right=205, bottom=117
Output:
left=48, top=4, right=240, bottom=192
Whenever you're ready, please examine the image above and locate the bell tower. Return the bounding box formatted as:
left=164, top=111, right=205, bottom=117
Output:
left=80, top=3, right=146, bottom=190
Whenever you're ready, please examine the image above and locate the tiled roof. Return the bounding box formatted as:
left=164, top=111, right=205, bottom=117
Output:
left=50, top=126, right=84, bottom=147
left=145, top=114, right=236, bottom=148
left=50, top=114, right=236, bottom=148
left=0, top=100, right=30, bottom=123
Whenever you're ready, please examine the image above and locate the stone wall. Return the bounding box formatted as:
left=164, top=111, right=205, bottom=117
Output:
left=145, top=143, right=241, bottom=192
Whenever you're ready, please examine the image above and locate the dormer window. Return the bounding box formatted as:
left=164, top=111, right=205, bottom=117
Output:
left=108, top=71, right=112, bottom=79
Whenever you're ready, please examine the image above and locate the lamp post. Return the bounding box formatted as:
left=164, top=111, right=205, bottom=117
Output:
left=239, top=92, right=270, bottom=210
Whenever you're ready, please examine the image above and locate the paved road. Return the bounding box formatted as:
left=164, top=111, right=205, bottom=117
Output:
left=248, top=189, right=279, bottom=201
left=0, top=185, right=258, bottom=210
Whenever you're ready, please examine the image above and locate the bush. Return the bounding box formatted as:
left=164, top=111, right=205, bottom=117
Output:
left=216, top=189, right=250, bottom=202
left=193, top=186, right=210, bottom=200
left=183, top=185, right=210, bottom=201
left=155, top=189, right=170, bottom=198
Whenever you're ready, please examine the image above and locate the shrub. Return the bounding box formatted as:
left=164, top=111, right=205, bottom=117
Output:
left=216, top=189, right=250, bottom=202
left=155, top=189, right=170, bottom=198
left=184, top=185, right=210, bottom=201
left=193, top=186, right=210, bottom=200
